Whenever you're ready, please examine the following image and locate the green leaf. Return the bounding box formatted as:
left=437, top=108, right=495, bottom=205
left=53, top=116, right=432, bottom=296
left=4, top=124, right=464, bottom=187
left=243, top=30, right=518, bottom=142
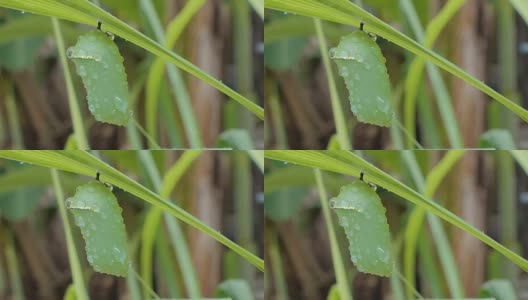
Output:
left=264, top=187, right=307, bottom=221
left=0, top=163, right=45, bottom=221
left=264, top=15, right=349, bottom=45
left=264, top=36, right=308, bottom=70
left=330, top=180, right=393, bottom=276
left=479, top=129, right=516, bottom=150
left=0, top=35, right=44, bottom=71
left=218, top=129, right=255, bottom=150
left=67, top=180, right=129, bottom=276
left=479, top=279, right=517, bottom=300
left=264, top=164, right=349, bottom=195
left=67, top=30, right=131, bottom=126
left=510, top=0, right=528, bottom=25
left=215, top=279, right=255, bottom=300
left=0, top=15, right=82, bottom=44
left=0, top=187, right=42, bottom=221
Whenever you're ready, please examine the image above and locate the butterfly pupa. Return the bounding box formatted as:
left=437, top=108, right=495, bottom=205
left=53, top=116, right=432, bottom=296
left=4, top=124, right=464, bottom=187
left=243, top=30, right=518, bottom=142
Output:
left=67, top=29, right=132, bottom=126
left=66, top=179, right=129, bottom=276
left=329, top=179, right=393, bottom=276
left=329, top=25, right=394, bottom=127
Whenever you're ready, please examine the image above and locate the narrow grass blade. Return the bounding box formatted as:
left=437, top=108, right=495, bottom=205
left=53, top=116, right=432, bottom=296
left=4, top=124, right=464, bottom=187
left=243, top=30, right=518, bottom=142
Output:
left=264, top=150, right=528, bottom=272
left=265, top=0, right=528, bottom=123
left=0, top=150, right=264, bottom=272
left=0, top=0, right=264, bottom=120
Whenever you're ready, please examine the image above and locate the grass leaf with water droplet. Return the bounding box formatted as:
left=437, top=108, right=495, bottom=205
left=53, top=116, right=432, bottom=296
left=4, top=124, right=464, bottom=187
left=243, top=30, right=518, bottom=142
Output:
left=330, top=30, right=393, bottom=127
left=330, top=180, right=393, bottom=276
left=67, top=180, right=129, bottom=276
left=67, top=30, right=131, bottom=126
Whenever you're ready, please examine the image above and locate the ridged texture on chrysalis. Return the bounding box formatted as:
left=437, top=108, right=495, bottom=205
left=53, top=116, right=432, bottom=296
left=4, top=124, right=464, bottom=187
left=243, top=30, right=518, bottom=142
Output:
left=330, top=181, right=393, bottom=276
left=66, top=180, right=129, bottom=276
left=330, top=30, right=394, bottom=127
left=67, top=30, right=131, bottom=126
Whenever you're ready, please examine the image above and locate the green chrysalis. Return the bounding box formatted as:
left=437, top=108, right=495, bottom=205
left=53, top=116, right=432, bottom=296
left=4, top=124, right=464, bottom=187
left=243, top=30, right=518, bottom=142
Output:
left=67, top=29, right=132, bottom=126
left=330, top=27, right=394, bottom=127
left=330, top=179, right=393, bottom=276
left=66, top=179, right=129, bottom=276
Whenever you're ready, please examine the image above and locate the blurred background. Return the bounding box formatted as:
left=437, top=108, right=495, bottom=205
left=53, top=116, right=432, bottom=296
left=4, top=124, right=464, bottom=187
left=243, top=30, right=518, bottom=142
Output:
left=0, top=0, right=263, bottom=149
left=264, top=0, right=528, bottom=149
left=0, top=150, right=263, bottom=300
left=265, top=150, right=528, bottom=299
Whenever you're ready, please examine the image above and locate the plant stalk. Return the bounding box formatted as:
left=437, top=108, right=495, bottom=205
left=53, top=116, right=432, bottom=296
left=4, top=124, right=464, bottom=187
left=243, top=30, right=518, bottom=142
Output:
left=314, top=169, right=353, bottom=300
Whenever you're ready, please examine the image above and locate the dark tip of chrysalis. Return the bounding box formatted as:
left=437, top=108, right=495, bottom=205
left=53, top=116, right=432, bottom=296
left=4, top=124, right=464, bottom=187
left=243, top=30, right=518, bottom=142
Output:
left=97, top=21, right=102, bottom=30
left=360, top=21, right=365, bottom=32
left=96, top=171, right=101, bottom=182
left=360, top=171, right=365, bottom=182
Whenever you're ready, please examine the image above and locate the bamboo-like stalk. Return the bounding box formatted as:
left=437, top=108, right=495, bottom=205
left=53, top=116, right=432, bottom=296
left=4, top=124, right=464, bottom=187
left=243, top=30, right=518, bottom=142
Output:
left=5, top=89, right=22, bottom=149
left=267, top=224, right=290, bottom=300
left=132, top=146, right=201, bottom=298
left=139, top=0, right=204, bottom=148
left=232, top=0, right=257, bottom=282
left=4, top=229, right=24, bottom=300
left=496, top=0, right=519, bottom=285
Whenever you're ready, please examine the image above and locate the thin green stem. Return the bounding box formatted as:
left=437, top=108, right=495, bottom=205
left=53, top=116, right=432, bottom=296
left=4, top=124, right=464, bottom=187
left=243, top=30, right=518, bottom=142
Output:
left=51, top=17, right=89, bottom=149
left=403, top=150, right=465, bottom=299
left=496, top=150, right=518, bottom=283
left=155, top=232, right=182, bottom=298
left=51, top=169, right=89, bottom=300
left=131, top=118, right=161, bottom=150
left=5, top=86, right=23, bottom=149
left=233, top=151, right=255, bottom=280
left=140, top=0, right=203, bottom=148
left=314, top=169, right=352, bottom=300
left=267, top=225, right=290, bottom=300
left=232, top=0, right=256, bottom=131
left=400, top=0, right=463, bottom=148
left=230, top=2, right=257, bottom=281
left=135, top=149, right=201, bottom=299
left=314, top=19, right=351, bottom=149
left=496, top=0, right=519, bottom=285
left=267, top=78, right=289, bottom=149
left=5, top=230, right=24, bottom=300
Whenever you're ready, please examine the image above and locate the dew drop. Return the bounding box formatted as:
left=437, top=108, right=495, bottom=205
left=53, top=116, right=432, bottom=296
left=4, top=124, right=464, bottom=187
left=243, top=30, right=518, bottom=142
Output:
left=106, top=32, right=115, bottom=41
left=329, top=48, right=337, bottom=59
left=329, top=199, right=337, bottom=208
left=377, top=247, right=389, bottom=263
